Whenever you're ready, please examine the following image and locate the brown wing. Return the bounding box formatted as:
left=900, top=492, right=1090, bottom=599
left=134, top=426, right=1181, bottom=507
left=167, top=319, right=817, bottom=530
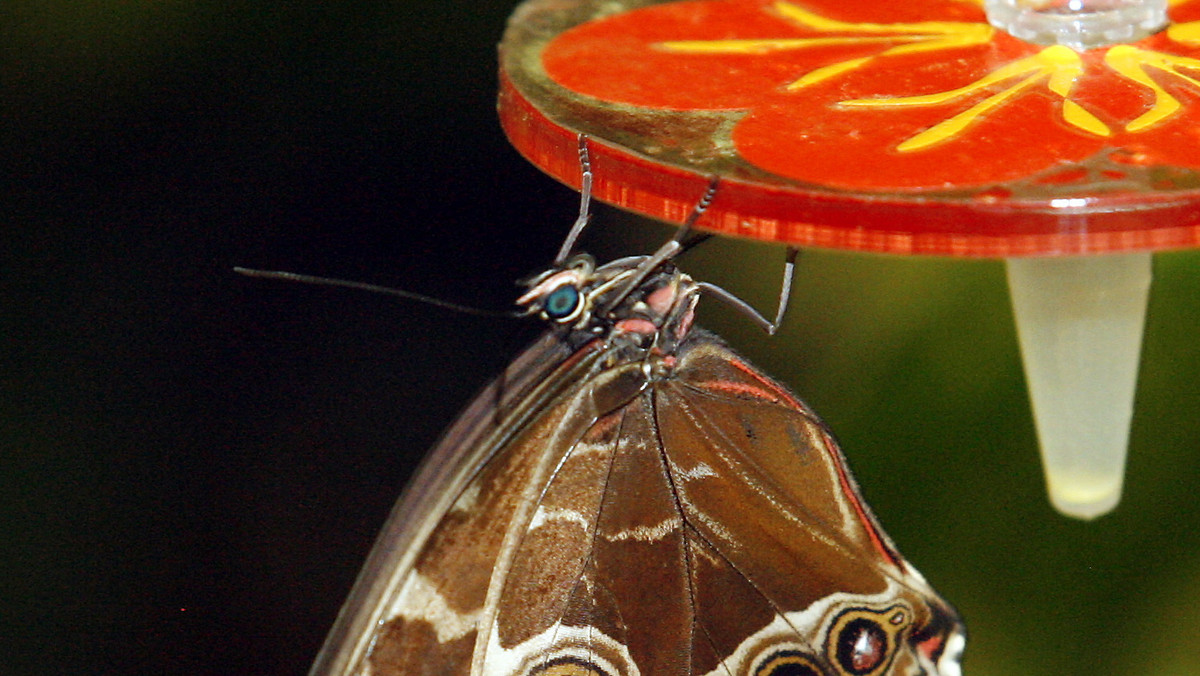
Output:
left=475, top=333, right=961, bottom=675
left=331, top=336, right=647, bottom=676
left=320, top=330, right=960, bottom=676
left=309, top=333, right=612, bottom=675
left=656, top=336, right=960, bottom=675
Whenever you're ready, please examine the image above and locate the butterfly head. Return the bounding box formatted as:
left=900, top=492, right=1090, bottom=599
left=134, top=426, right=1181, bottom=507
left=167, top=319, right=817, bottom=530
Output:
left=518, top=255, right=599, bottom=329
left=518, top=254, right=699, bottom=347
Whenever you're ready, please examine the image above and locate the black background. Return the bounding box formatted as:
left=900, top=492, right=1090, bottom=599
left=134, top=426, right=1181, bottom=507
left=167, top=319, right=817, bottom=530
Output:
left=7, top=2, right=1200, bottom=675
left=5, top=2, right=574, bottom=673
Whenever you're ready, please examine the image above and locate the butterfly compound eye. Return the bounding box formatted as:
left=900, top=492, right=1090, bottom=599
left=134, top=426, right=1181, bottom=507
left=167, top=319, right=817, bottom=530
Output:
left=543, top=283, right=583, bottom=323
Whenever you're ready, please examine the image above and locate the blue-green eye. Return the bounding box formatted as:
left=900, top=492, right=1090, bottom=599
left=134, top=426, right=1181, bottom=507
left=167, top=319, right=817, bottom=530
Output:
left=544, top=284, right=581, bottom=321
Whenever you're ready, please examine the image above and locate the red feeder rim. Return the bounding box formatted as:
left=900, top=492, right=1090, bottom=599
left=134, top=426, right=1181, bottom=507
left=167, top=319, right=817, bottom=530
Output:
left=498, top=0, right=1200, bottom=257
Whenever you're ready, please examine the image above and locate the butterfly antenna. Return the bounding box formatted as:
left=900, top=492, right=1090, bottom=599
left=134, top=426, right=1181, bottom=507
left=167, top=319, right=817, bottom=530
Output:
left=675, top=175, right=720, bottom=244
left=552, top=149, right=797, bottom=334
left=679, top=231, right=714, bottom=253
left=233, top=267, right=520, bottom=318
left=598, top=175, right=721, bottom=315
left=553, top=134, right=595, bottom=265
left=662, top=178, right=798, bottom=334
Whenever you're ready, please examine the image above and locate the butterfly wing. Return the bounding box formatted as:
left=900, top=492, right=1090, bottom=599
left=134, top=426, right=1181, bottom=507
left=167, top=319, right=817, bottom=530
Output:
left=310, top=258, right=963, bottom=676
left=474, top=331, right=962, bottom=676
left=309, top=332, right=583, bottom=675
left=655, top=334, right=962, bottom=675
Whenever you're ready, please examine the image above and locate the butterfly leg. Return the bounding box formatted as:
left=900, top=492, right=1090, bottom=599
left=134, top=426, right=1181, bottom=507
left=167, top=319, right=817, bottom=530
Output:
left=696, top=247, right=799, bottom=335
left=554, top=134, right=596, bottom=265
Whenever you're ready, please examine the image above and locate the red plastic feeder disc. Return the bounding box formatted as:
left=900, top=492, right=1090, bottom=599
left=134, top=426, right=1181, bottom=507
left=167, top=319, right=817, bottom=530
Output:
left=498, top=0, right=1200, bottom=257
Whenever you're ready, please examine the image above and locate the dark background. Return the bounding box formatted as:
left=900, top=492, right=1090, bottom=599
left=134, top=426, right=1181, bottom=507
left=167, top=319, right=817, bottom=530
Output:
left=5, top=2, right=1200, bottom=674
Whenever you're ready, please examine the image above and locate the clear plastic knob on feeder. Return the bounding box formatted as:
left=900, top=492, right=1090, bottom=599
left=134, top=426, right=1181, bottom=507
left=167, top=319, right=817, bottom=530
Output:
left=499, top=0, right=1200, bottom=519
left=985, top=0, right=1168, bottom=50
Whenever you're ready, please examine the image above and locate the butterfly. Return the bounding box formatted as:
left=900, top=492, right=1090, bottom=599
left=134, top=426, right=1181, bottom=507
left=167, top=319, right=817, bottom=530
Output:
left=306, top=137, right=965, bottom=676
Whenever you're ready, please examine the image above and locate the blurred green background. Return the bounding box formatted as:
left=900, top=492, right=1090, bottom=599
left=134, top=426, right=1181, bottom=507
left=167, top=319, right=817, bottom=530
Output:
left=4, top=1, right=1200, bottom=674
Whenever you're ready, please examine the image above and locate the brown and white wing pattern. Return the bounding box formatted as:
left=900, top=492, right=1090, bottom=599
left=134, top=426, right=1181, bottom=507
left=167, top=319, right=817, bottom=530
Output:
left=310, top=258, right=964, bottom=676
left=657, top=336, right=963, bottom=676
left=470, top=334, right=963, bottom=676
left=346, top=340, right=635, bottom=675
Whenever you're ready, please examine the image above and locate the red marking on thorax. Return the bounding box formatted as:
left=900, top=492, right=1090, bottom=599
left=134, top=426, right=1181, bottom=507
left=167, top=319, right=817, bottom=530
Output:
left=644, top=283, right=677, bottom=315
left=614, top=318, right=658, bottom=335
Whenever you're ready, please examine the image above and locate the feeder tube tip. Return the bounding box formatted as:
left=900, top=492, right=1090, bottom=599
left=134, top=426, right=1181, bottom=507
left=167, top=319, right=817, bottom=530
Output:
left=1006, top=252, right=1152, bottom=520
